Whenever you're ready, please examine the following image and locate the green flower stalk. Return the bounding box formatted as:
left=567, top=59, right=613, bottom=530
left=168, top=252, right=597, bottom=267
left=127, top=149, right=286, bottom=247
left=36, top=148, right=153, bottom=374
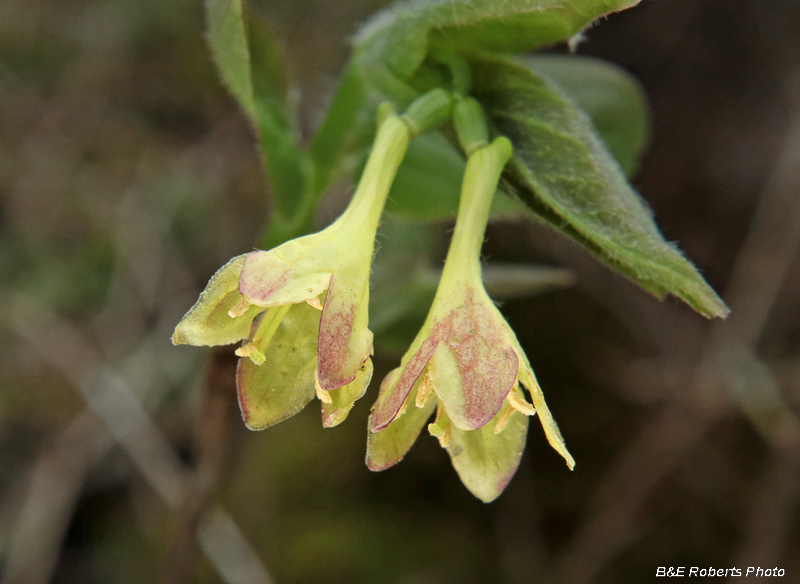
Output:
left=173, top=113, right=410, bottom=428
left=367, top=135, right=574, bottom=502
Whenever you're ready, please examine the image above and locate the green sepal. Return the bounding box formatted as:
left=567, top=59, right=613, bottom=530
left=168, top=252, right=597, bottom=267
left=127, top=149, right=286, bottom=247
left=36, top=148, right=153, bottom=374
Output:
left=237, top=302, right=319, bottom=430
left=470, top=55, right=729, bottom=319
left=172, top=255, right=261, bottom=346
left=446, top=406, right=529, bottom=503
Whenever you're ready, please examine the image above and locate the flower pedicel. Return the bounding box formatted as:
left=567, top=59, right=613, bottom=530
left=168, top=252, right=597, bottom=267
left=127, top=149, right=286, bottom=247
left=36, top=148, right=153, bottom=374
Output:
left=367, top=100, right=574, bottom=502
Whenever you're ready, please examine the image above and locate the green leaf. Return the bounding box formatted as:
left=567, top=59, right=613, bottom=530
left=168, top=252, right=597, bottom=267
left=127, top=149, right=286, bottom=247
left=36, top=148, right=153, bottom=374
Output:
left=354, top=0, right=643, bottom=97
left=446, top=408, right=529, bottom=503
left=470, top=55, right=729, bottom=318
left=205, top=0, right=310, bottom=237
left=384, top=132, right=523, bottom=220
left=237, top=302, right=319, bottom=430
left=205, top=0, right=259, bottom=123
left=522, top=55, right=650, bottom=176
left=316, top=1, right=648, bottom=220
left=308, top=63, right=373, bottom=197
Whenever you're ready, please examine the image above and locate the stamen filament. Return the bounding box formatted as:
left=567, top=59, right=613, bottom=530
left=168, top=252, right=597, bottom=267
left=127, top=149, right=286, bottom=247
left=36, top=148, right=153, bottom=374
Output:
left=415, top=371, right=434, bottom=408
left=493, top=401, right=516, bottom=434
left=235, top=304, right=291, bottom=365
left=228, top=296, right=252, bottom=318
left=508, top=384, right=536, bottom=416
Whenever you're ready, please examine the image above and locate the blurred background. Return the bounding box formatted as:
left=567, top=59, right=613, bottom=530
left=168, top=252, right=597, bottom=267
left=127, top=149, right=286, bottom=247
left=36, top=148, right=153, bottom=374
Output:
left=2, top=0, right=800, bottom=582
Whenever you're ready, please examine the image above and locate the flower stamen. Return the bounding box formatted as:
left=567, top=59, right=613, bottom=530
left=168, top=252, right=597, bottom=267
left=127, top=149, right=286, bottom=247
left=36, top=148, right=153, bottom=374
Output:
left=493, top=401, right=515, bottom=434
left=415, top=371, right=434, bottom=408
left=428, top=406, right=452, bottom=447
left=228, top=296, right=252, bottom=318
left=235, top=343, right=265, bottom=365
left=306, top=296, right=323, bottom=310
left=508, top=384, right=536, bottom=416
left=235, top=304, right=291, bottom=365
left=315, top=370, right=333, bottom=404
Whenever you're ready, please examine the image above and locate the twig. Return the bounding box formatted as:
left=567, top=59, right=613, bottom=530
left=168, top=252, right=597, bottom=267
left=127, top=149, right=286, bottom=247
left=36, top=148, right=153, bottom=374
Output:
left=1, top=412, right=113, bottom=584
left=8, top=295, right=273, bottom=584
left=162, top=351, right=238, bottom=584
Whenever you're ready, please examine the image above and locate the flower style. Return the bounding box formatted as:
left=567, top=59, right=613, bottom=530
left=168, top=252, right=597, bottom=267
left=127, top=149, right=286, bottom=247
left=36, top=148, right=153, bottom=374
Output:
left=173, top=114, right=410, bottom=429
left=367, top=136, right=574, bottom=502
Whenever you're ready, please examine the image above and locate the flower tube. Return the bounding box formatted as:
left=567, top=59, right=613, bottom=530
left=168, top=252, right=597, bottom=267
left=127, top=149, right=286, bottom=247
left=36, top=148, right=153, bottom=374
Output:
left=173, top=113, right=410, bottom=428
left=367, top=134, right=574, bottom=501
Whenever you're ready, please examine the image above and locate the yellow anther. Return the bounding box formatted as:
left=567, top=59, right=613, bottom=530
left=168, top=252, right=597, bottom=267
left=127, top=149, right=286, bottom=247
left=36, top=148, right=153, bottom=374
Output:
left=306, top=296, right=323, bottom=310
left=235, top=343, right=265, bottom=365
left=228, top=296, right=252, bottom=318
left=427, top=422, right=444, bottom=438
left=415, top=371, right=434, bottom=408
left=427, top=422, right=450, bottom=447
left=315, top=371, right=332, bottom=404
left=508, top=385, right=536, bottom=416
left=440, top=425, right=451, bottom=448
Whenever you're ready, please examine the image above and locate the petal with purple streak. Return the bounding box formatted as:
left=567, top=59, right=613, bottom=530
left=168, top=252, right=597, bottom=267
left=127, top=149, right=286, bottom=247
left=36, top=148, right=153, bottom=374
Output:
left=367, top=373, right=437, bottom=471
left=370, top=338, right=438, bottom=431
left=428, top=291, right=518, bottom=430
left=316, top=272, right=373, bottom=390
left=321, top=358, right=373, bottom=428
left=239, top=245, right=332, bottom=308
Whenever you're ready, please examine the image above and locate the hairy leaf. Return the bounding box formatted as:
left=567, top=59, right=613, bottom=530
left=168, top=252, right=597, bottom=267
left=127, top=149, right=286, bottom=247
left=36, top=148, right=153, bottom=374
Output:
left=311, top=0, right=645, bottom=192
left=522, top=55, right=650, bottom=176
left=470, top=55, right=728, bottom=318
left=205, top=0, right=310, bottom=238
left=354, top=0, right=642, bottom=97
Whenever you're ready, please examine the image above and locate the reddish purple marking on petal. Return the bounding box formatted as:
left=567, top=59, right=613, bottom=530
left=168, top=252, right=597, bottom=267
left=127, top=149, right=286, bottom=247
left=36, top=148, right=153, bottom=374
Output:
left=435, top=288, right=518, bottom=429
left=317, top=273, right=364, bottom=390
left=235, top=358, right=251, bottom=425
left=371, top=338, right=438, bottom=432
left=238, top=251, right=291, bottom=303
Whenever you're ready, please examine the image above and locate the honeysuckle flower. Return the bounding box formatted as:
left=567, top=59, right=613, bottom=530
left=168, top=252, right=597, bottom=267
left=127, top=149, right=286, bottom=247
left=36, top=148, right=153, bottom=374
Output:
left=173, top=113, right=410, bottom=428
left=367, top=136, right=574, bottom=501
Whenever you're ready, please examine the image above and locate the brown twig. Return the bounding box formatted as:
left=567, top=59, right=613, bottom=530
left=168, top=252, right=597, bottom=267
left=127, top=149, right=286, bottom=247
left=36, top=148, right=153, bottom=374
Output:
left=0, top=412, right=113, bottom=584
left=8, top=296, right=273, bottom=584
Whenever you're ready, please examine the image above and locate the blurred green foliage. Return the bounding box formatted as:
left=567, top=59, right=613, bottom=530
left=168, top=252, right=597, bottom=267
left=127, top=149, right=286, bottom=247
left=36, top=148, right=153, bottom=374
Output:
left=1, top=0, right=799, bottom=583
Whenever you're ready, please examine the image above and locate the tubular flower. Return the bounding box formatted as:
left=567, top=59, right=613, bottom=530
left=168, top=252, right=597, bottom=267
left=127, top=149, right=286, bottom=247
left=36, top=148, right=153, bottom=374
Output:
left=173, top=114, right=410, bottom=428
left=367, top=136, right=574, bottom=502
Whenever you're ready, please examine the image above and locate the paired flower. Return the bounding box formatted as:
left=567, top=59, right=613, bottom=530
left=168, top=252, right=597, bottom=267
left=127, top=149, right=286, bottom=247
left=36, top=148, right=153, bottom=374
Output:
left=173, top=114, right=410, bottom=428
left=367, top=136, right=574, bottom=502
left=173, top=96, right=573, bottom=501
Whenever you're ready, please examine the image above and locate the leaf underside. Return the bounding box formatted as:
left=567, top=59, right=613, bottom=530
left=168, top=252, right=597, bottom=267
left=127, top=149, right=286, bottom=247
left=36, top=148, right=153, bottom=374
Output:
left=470, top=55, right=728, bottom=319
